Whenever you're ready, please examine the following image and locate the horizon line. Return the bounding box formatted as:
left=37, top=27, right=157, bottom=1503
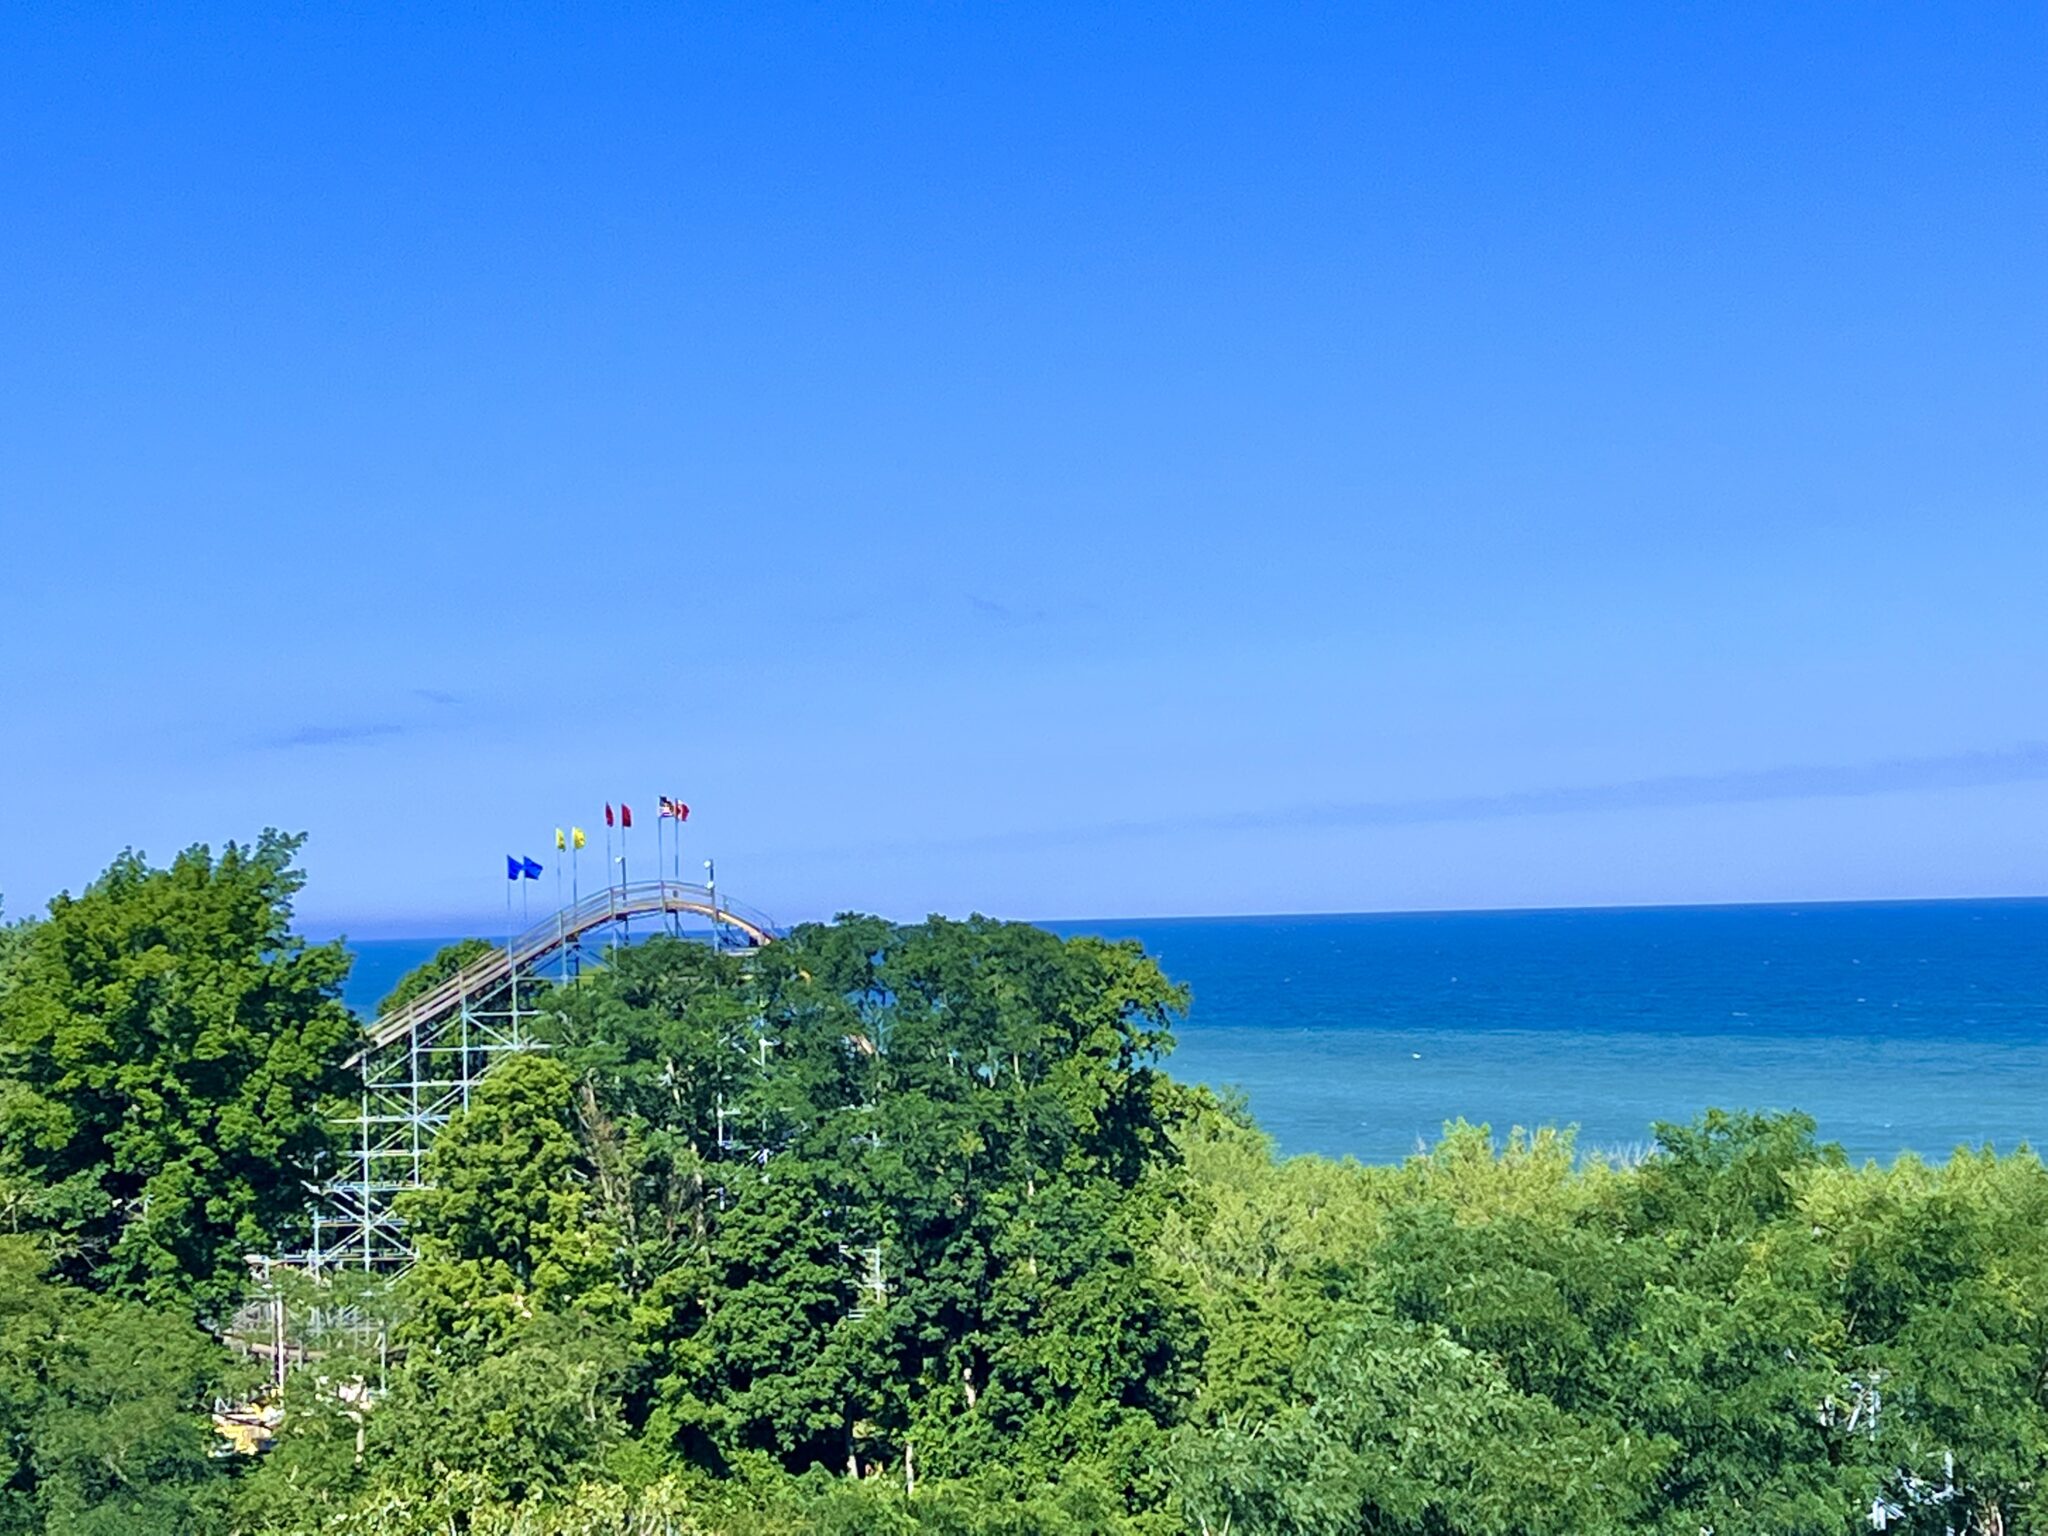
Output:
left=307, top=887, right=2048, bottom=943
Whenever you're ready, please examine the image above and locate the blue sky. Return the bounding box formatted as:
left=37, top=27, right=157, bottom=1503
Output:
left=1, top=3, right=2042, bottom=937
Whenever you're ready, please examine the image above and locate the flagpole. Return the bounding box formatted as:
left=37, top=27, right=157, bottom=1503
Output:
left=554, top=835, right=566, bottom=985
left=520, top=862, right=532, bottom=1019
left=570, top=831, right=582, bottom=979
left=504, top=863, right=518, bottom=1038
left=620, top=806, right=631, bottom=946
left=665, top=809, right=680, bottom=937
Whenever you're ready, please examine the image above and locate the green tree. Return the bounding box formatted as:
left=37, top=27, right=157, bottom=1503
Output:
left=0, top=901, right=32, bottom=996
left=0, top=832, right=358, bottom=1316
left=1805, top=1147, right=2048, bottom=1534
left=374, top=1054, right=633, bottom=1504
left=369, top=1310, right=633, bottom=1507
left=1165, top=1111, right=1901, bottom=1535
left=0, top=1237, right=240, bottom=1535
left=532, top=915, right=1197, bottom=1497
left=397, top=1051, right=621, bottom=1338
left=1179, top=1315, right=1666, bottom=1536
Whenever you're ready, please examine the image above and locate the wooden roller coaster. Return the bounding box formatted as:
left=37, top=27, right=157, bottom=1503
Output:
left=301, top=879, right=776, bottom=1274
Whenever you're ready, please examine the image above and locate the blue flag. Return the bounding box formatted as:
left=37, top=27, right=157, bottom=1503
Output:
left=506, top=855, right=521, bottom=880
left=521, top=857, right=543, bottom=880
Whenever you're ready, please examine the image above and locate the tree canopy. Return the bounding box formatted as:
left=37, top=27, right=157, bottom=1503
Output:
left=6, top=841, right=2048, bottom=1533
left=0, top=833, right=358, bottom=1318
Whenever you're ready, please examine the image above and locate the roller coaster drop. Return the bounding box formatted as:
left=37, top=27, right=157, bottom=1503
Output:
left=299, top=878, right=777, bottom=1275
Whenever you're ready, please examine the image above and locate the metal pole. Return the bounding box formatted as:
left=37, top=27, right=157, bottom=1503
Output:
left=620, top=809, right=631, bottom=946
left=671, top=808, right=684, bottom=933
left=518, top=866, right=532, bottom=1043
left=505, top=869, right=519, bottom=1041
left=409, top=1003, right=424, bottom=1233
left=360, top=1081, right=373, bottom=1267
left=555, top=837, right=567, bottom=983
left=656, top=813, right=669, bottom=934
left=458, top=974, right=473, bottom=1110
left=270, top=1260, right=285, bottom=1390
left=705, top=858, right=718, bottom=953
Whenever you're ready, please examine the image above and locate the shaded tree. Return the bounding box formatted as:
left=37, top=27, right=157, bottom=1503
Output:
left=0, top=1236, right=240, bottom=1534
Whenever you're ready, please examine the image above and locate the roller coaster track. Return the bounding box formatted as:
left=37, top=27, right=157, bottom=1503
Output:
left=301, top=879, right=776, bottom=1274
left=355, top=880, right=775, bottom=1056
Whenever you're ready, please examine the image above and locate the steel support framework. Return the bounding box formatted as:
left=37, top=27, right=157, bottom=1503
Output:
left=298, top=880, right=776, bottom=1276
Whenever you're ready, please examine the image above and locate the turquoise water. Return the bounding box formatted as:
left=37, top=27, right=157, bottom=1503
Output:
left=341, top=899, right=2048, bottom=1164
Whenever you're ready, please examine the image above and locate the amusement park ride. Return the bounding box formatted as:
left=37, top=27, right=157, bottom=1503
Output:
left=218, top=867, right=781, bottom=1447
left=295, top=876, right=778, bottom=1276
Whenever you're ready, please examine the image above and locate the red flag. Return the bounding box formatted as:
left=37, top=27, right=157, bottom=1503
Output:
left=621, top=803, right=633, bottom=828
left=676, top=802, right=689, bottom=821
left=604, top=803, right=615, bottom=828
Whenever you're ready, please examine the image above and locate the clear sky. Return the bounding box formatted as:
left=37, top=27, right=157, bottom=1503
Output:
left=2, top=3, right=2043, bottom=938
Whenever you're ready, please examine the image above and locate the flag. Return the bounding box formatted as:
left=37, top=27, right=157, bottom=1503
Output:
left=604, top=803, right=614, bottom=827
left=506, top=855, right=521, bottom=880
left=660, top=796, right=690, bottom=821
left=571, top=826, right=586, bottom=849
left=521, top=857, right=543, bottom=880
left=621, top=803, right=633, bottom=828
left=554, top=828, right=565, bottom=851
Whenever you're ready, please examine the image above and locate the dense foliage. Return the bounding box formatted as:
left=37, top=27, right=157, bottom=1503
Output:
left=4, top=840, right=2048, bottom=1533
left=0, top=833, right=357, bottom=1317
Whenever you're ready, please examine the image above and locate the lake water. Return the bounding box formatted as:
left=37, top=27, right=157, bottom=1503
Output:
left=342, top=899, right=2048, bottom=1165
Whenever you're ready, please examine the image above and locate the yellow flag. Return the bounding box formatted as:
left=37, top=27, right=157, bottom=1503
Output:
left=572, top=826, right=587, bottom=850
left=554, top=827, right=566, bottom=851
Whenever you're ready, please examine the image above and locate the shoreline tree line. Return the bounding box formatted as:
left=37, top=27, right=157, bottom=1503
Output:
left=1, top=835, right=2045, bottom=1534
